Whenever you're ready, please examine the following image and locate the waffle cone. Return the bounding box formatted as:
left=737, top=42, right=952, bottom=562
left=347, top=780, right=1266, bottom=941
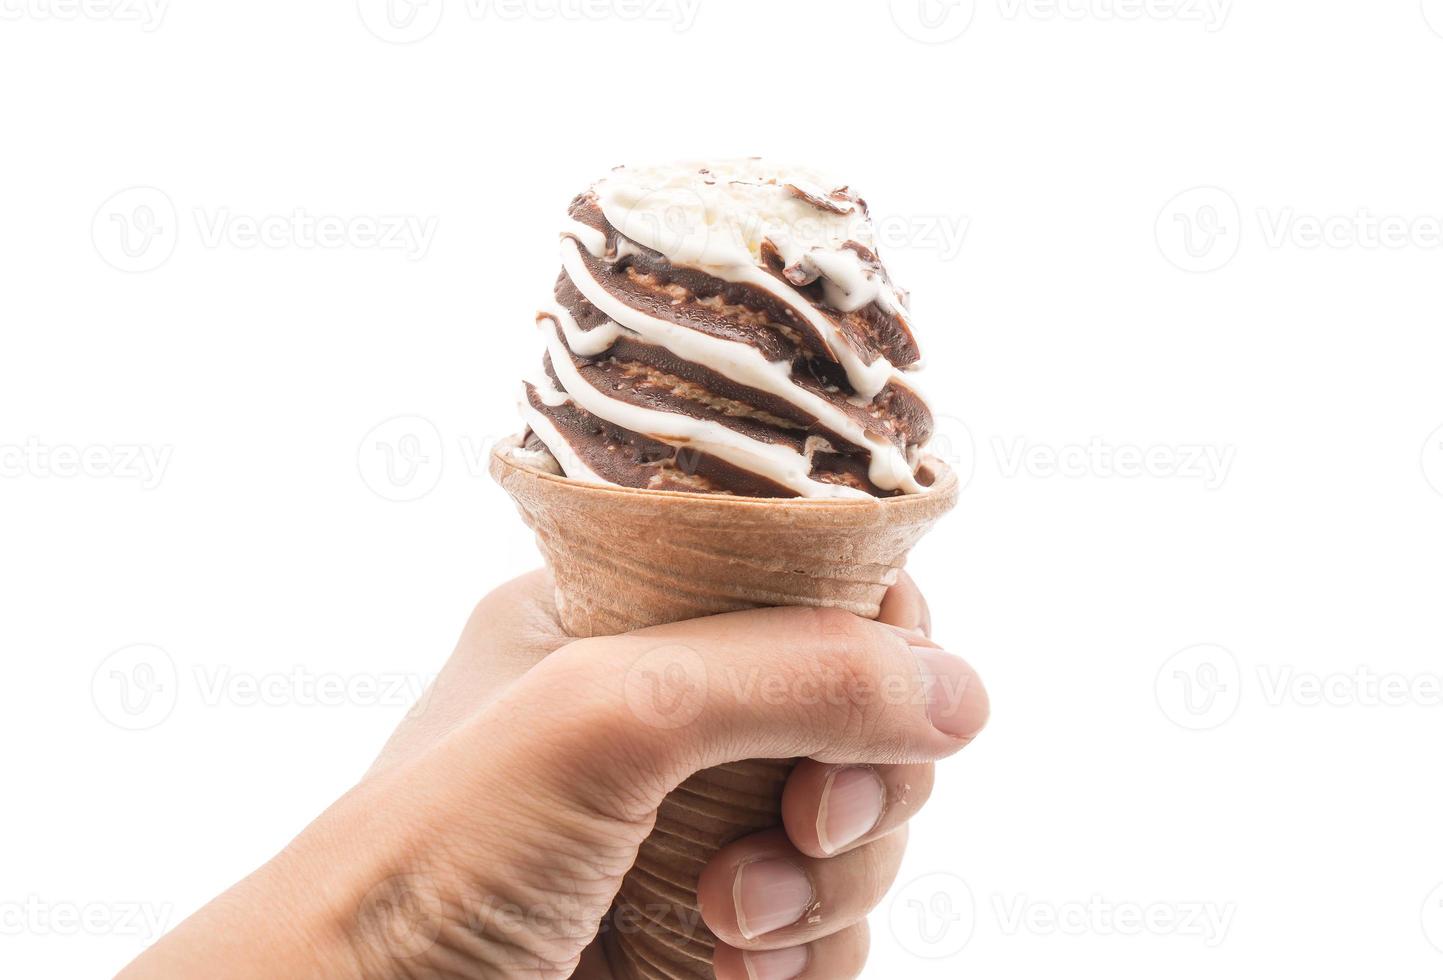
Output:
left=489, top=441, right=959, bottom=979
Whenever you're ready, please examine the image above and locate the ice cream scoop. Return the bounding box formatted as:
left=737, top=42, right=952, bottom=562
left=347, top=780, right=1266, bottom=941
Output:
left=518, top=159, right=936, bottom=499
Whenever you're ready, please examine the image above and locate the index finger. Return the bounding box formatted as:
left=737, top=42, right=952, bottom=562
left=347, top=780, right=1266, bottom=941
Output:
left=877, top=570, right=931, bottom=636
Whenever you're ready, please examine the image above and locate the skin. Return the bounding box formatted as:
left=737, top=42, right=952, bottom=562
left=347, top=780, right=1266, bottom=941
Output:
left=117, top=570, right=988, bottom=979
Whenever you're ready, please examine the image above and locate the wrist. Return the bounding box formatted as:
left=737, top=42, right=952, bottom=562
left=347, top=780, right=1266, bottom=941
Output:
left=277, top=784, right=437, bottom=980
left=299, top=774, right=527, bottom=980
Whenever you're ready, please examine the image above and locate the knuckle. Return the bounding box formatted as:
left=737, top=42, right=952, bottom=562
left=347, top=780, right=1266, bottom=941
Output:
left=858, top=827, right=909, bottom=902
left=840, top=921, right=872, bottom=976
left=536, top=712, right=670, bottom=822
left=807, top=643, right=884, bottom=732
left=520, top=641, right=683, bottom=814
left=799, top=604, right=871, bottom=642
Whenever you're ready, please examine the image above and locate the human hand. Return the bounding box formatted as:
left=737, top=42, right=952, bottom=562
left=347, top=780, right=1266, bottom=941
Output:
left=118, top=570, right=988, bottom=980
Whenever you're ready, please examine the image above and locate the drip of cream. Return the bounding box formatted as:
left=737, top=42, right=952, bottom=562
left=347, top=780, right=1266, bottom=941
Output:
left=707, top=260, right=897, bottom=400
left=561, top=217, right=609, bottom=258
left=802, top=248, right=906, bottom=316
left=517, top=379, right=608, bottom=485
left=554, top=241, right=924, bottom=493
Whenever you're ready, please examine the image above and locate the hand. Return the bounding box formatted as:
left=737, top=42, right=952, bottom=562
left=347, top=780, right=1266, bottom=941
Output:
left=118, top=571, right=988, bottom=980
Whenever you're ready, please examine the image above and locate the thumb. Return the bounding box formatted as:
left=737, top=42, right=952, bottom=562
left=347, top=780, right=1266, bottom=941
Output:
left=493, top=604, right=988, bottom=822
left=431, top=605, right=986, bottom=870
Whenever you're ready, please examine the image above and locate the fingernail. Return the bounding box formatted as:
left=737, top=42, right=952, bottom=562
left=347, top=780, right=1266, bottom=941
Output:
left=733, top=859, right=813, bottom=940
left=817, top=766, right=887, bottom=855
left=913, top=647, right=990, bottom=739
left=743, top=944, right=809, bottom=980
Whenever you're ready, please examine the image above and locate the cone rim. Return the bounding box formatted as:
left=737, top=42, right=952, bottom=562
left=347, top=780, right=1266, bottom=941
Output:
left=489, top=434, right=959, bottom=511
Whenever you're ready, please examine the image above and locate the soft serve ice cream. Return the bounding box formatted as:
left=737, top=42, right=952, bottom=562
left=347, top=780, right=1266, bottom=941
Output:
left=516, top=159, right=937, bottom=498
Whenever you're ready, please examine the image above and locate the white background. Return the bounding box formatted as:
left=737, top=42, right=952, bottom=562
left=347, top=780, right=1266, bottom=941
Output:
left=4, top=1, right=1443, bottom=977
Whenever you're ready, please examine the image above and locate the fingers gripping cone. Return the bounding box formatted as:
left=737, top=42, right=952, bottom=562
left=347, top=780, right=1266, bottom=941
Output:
left=490, top=442, right=959, bottom=979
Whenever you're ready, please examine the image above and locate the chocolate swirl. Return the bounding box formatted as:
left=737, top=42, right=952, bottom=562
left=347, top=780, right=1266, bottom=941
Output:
left=517, top=160, right=936, bottom=498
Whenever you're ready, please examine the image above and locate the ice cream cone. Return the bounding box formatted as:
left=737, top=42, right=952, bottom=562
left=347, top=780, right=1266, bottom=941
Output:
left=490, top=439, right=959, bottom=979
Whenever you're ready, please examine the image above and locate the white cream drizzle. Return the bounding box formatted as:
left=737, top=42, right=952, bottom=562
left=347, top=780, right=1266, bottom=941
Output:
left=707, top=260, right=897, bottom=401
left=561, top=217, right=609, bottom=259
left=554, top=240, right=923, bottom=493
left=537, top=317, right=869, bottom=500
left=517, top=388, right=608, bottom=486
left=801, top=248, right=905, bottom=316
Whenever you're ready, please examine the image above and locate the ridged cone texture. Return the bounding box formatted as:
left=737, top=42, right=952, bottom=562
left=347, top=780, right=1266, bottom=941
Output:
left=490, top=443, right=958, bottom=979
